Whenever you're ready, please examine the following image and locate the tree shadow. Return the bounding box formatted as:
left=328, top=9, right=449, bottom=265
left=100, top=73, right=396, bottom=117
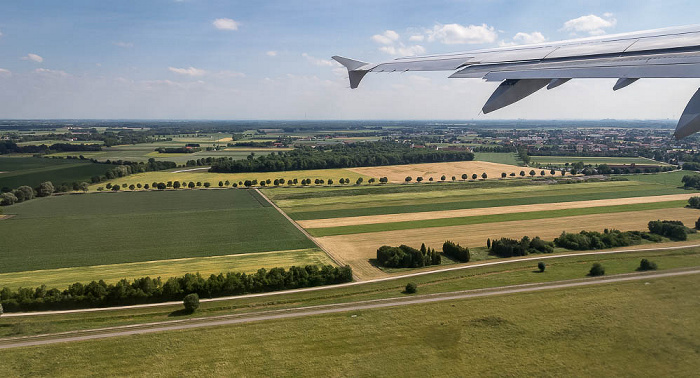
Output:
left=168, top=309, right=191, bottom=317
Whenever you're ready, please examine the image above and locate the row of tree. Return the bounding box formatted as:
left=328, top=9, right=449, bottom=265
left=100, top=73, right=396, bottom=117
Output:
left=554, top=229, right=660, bottom=251
left=489, top=236, right=554, bottom=258
left=209, top=142, right=475, bottom=173
left=442, top=241, right=471, bottom=262
left=0, top=264, right=353, bottom=312
left=0, top=141, right=102, bottom=155
left=0, top=182, right=59, bottom=206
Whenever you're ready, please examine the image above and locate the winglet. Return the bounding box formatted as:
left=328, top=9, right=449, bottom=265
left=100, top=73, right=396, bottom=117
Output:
left=332, top=56, right=370, bottom=89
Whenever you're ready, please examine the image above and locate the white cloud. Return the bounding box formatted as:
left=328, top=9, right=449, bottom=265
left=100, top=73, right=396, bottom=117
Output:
left=371, top=30, right=400, bottom=45
left=562, top=14, right=617, bottom=36
left=379, top=45, right=426, bottom=56
left=168, top=66, right=207, bottom=76
left=22, top=53, right=44, bottom=63
left=500, top=31, right=547, bottom=46
left=266, top=51, right=278, bottom=57
left=216, top=70, right=245, bottom=78
left=114, top=41, right=133, bottom=48
left=34, top=68, right=68, bottom=77
left=213, top=18, right=240, bottom=31
left=0, top=30, right=3, bottom=38
left=409, top=35, right=424, bottom=42
left=0, top=68, right=11, bottom=76
left=302, top=53, right=335, bottom=67
left=427, top=23, right=498, bottom=44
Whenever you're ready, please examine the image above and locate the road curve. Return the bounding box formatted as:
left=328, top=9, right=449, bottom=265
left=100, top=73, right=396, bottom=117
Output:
left=1, top=269, right=698, bottom=350
left=4, top=243, right=700, bottom=318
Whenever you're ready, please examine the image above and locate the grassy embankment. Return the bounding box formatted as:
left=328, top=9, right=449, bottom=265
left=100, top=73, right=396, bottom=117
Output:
left=0, top=190, right=317, bottom=285
left=1, top=266, right=698, bottom=376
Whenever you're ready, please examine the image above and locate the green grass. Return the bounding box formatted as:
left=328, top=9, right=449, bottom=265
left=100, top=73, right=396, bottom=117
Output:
left=0, top=156, right=110, bottom=189
left=473, top=152, right=522, bottom=165
left=306, top=200, right=689, bottom=236
left=0, top=189, right=316, bottom=273
left=2, top=271, right=698, bottom=376
left=0, top=248, right=333, bottom=290
left=531, top=155, right=670, bottom=166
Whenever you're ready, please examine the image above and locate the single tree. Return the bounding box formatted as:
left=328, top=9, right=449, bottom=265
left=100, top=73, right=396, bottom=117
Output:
left=441, top=175, right=446, bottom=181
left=501, top=172, right=507, bottom=178
left=219, top=181, right=224, bottom=187
left=416, top=176, right=424, bottom=183
left=405, top=176, right=412, bottom=183
left=588, top=263, right=605, bottom=277
left=529, top=170, right=536, bottom=176
left=482, top=172, right=488, bottom=179
left=538, top=262, right=546, bottom=272
left=637, top=259, right=658, bottom=271
left=405, top=282, right=417, bottom=294
left=183, top=293, right=200, bottom=313
left=189, top=182, right=196, bottom=188
left=355, top=177, right=363, bottom=185
left=472, top=174, right=478, bottom=180
left=129, top=184, right=136, bottom=191
left=520, top=171, right=526, bottom=177
left=173, top=181, right=181, bottom=189
left=37, top=181, right=55, bottom=197
left=461, top=174, right=468, bottom=181
left=486, top=238, right=491, bottom=249
left=452, top=176, right=456, bottom=181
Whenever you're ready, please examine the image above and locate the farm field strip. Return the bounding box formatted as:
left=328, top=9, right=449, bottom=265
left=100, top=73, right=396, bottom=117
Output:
left=315, top=207, right=700, bottom=279
left=530, top=156, right=670, bottom=166
left=1, top=274, right=698, bottom=377
left=297, top=193, right=700, bottom=229
left=306, top=199, right=690, bottom=237
left=0, top=249, right=332, bottom=290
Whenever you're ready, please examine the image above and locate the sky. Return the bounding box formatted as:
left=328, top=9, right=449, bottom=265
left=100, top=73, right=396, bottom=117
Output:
left=1, top=0, right=700, bottom=120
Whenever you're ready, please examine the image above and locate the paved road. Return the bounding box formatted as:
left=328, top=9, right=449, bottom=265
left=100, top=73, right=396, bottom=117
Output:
left=1, top=269, right=698, bottom=350
left=5, top=243, right=700, bottom=318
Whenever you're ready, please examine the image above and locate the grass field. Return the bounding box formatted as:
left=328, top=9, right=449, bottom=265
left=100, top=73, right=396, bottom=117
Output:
left=0, top=156, right=110, bottom=189
left=2, top=272, right=698, bottom=376
left=0, top=189, right=316, bottom=273
left=531, top=155, right=670, bottom=166
left=0, top=248, right=333, bottom=290
left=473, top=151, right=522, bottom=165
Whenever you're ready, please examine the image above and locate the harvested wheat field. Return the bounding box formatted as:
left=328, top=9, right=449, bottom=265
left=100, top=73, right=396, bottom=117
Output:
left=298, top=193, right=697, bottom=228
left=315, top=207, right=700, bottom=280
left=347, top=161, right=560, bottom=184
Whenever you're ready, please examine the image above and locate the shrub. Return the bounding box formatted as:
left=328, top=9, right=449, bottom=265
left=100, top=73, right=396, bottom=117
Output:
left=538, top=262, right=546, bottom=272
left=405, top=282, right=417, bottom=294
left=638, top=259, right=658, bottom=271
left=589, top=263, right=605, bottom=277
left=183, top=293, right=200, bottom=313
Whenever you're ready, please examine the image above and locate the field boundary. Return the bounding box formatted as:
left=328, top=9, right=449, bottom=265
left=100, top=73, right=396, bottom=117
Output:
left=254, top=189, right=354, bottom=277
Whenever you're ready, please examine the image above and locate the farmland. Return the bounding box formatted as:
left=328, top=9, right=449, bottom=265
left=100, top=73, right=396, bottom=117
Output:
left=0, top=189, right=316, bottom=279
left=0, top=156, right=110, bottom=189
left=2, top=273, right=698, bottom=376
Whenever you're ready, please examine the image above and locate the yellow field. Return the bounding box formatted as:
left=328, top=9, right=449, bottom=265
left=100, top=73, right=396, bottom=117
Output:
left=0, top=249, right=334, bottom=289
left=348, top=161, right=562, bottom=183
left=315, top=208, right=700, bottom=279
left=91, top=168, right=372, bottom=191
left=297, top=193, right=697, bottom=228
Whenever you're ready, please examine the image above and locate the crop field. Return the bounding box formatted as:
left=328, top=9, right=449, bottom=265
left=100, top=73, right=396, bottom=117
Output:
left=0, top=189, right=316, bottom=274
left=2, top=273, right=698, bottom=376
left=0, top=156, right=110, bottom=189
left=347, top=160, right=561, bottom=183
left=473, top=152, right=522, bottom=165
left=0, top=248, right=332, bottom=290
left=530, top=155, right=670, bottom=166
left=92, top=167, right=371, bottom=192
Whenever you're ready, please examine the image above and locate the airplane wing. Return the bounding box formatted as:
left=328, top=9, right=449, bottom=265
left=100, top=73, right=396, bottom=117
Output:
left=333, top=25, right=700, bottom=139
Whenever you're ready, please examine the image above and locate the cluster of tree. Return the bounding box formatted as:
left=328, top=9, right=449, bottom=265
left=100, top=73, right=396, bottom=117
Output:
left=0, top=141, right=102, bottom=155
left=228, top=141, right=275, bottom=147
left=554, top=229, right=660, bottom=250
left=155, top=147, right=198, bottom=154
left=209, top=142, right=475, bottom=173
left=489, top=236, right=554, bottom=258
left=682, top=174, right=700, bottom=190
left=1, top=182, right=62, bottom=206
left=0, top=265, right=353, bottom=312
left=517, top=147, right=530, bottom=165
left=102, top=158, right=177, bottom=181
left=648, top=220, right=695, bottom=241
left=376, top=244, right=441, bottom=268
left=682, top=162, right=700, bottom=171
left=442, top=241, right=470, bottom=262
left=689, top=196, right=700, bottom=209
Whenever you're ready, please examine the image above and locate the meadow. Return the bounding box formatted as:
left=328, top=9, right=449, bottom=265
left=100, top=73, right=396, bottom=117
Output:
left=0, top=189, right=316, bottom=274
left=0, top=156, right=110, bottom=189
left=473, top=151, right=522, bottom=165
left=2, top=272, right=698, bottom=376
left=530, top=155, right=670, bottom=166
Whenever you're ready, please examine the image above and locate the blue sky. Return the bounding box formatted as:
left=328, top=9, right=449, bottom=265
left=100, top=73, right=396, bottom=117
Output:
left=1, top=0, right=700, bottom=119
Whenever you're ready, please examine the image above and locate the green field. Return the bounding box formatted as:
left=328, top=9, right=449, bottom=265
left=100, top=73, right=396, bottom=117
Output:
left=2, top=271, right=698, bottom=376
left=265, top=174, right=693, bottom=221
left=0, top=189, right=316, bottom=273
left=0, top=156, right=110, bottom=189
left=473, top=152, right=522, bottom=165
left=531, top=155, right=670, bottom=166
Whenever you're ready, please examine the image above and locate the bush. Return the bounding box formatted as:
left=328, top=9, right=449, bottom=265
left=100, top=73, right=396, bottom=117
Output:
left=183, top=293, right=200, bottom=313
left=538, top=262, right=546, bottom=272
left=689, top=196, right=700, bottom=209
left=442, top=241, right=470, bottom=262
left=405, top=282, right=417, bottom=294
left=589, top=263, right=605, bottom=277
left=638, top=259, right=658, bottom=271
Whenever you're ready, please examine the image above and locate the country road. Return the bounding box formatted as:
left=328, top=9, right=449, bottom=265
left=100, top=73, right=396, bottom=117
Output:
left=4, top=243, right=700, bottom=318
left=1, top=269, right=698, bottom=350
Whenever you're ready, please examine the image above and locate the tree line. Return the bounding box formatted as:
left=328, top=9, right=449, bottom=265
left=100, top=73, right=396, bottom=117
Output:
left=209, top=142, right=475, bottom=173
left=0, top=264, right=353, bottom=312
left=376, top=244, right=441, bottom=268
left=0, top=141, right=102, bottom=155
